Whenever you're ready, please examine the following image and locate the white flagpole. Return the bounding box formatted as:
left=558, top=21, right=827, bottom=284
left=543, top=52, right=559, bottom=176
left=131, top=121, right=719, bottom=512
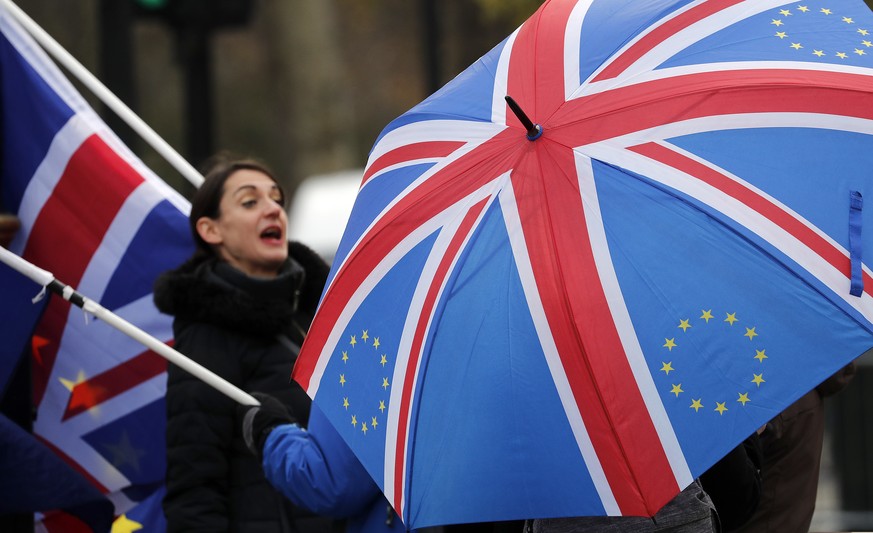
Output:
left=0, top=0, right=205, bottom=189
left=0, top=246, right=259, bottom=406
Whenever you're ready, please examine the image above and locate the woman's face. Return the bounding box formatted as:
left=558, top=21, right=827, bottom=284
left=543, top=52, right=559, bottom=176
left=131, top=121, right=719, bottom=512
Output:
left=197, top=169, right=289, bottom=278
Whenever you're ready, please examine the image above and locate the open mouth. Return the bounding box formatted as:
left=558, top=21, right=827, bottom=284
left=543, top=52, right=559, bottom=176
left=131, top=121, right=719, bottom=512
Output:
left=260, top=227, right=283, bottom=241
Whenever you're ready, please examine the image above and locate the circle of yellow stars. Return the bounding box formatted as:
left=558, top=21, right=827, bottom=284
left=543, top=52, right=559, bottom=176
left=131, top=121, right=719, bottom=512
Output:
left=659, top=309, right=768, bottom=417
left=338, top=329, right=391, bottom=436
left=770, top=4, right=872, bottom=60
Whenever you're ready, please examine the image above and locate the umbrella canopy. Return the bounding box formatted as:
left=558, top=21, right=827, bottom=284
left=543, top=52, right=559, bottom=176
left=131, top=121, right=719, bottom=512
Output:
left=293, top=0, right=873, bottom=527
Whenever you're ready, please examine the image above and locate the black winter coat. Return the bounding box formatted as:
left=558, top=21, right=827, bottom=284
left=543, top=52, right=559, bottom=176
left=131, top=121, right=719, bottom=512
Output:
left=154, top=242, right=333, bottom=533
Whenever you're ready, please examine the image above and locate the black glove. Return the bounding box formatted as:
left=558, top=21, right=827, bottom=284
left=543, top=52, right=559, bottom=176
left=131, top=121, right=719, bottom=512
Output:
left=239, top=392, right=297, bottom=459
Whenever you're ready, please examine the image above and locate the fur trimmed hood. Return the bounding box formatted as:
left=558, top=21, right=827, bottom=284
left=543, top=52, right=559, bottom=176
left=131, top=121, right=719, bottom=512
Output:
left=154, top=241, right=329, bottom=337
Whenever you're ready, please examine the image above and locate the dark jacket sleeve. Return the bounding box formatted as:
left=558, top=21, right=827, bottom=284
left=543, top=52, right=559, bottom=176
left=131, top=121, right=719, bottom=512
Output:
left=163, top=323, right=244, bottom=532
left=816, top=361, right=857, bottom=397
left=699, top=432, right=763, bottom=532
left=261, top=404, right=381, bottom=518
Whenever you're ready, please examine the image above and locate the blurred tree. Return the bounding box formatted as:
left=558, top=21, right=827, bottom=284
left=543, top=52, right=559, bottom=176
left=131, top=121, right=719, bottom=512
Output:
left=99, top=0, right=138, bottom=149
left=18, top=0, right=533, bottom=196
left=255, top=1, right=358, bottom=187
left=133, top=0, right=254, bottom=28
left=475, top=0, right=544, bottom=25
left=335, top=0, right=426, bottom=157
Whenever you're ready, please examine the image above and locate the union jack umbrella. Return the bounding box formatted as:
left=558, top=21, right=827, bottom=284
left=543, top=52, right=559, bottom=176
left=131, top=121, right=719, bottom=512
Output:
left=293, top=0, right=873, bottom=527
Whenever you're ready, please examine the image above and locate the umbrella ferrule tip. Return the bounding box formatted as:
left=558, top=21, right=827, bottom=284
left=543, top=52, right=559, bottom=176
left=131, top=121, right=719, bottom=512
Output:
left=527, top=124, right=543, bottom=141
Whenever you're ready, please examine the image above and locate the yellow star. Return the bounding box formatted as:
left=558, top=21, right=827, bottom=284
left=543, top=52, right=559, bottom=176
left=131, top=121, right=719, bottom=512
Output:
left=821, top=8, right=832, bottom=15
left=343, top=397, right=349, bottom=409
left=724, top=312, right=738, bottom=325
left=351, top=415, right=357, bottom=427
left=678, top=319, right=692, bottom=332
left=775, top=31, right=788, bottom=39
left=379, top=400, right=386, bottom=413
left=380, top=354, right=388, bottom=367
left=715, top=402, right=728, bottom=415
left=111, top=514, right=143, bottom=533
left=690, top=399, right=704, bottom=412
left=791, top=42, right=803, bottom=50
left=371, top=416, right=379, bottom=429
left=797, top=5, right=809, bottom=13
left=59, top=370, right=87, bottom=392
left=837, top=51, right=849, bottom=59
left=860, top=28, right=870, bottom=36
left=660, top=362, right=675, bottom=375
left=864, top=40, right=873, bottom=47
left=339, top=374, right=346, bottom=386
left=700, top=309, right=714, bottom=322
left=771, top=19, right=784, bottom=26
left=373, top=337, right=380, bottom=349
left=663, top=338, right=677, bottom=351
left=752, top=373, right=766, bottom=387
left=813, top=49, right=825, bottom=57
left=737, top=392, right=751, bottom=406
left=382, top=377, right=390, bottom=390
left=779, top=9, right=791, bottom=16
left=744, top=327, right=758, bottom=340
left=856, top=48, right=867, bottom=56
left=670, top=384, right=683, bottom=397
left=844, top=17, right=855, bottom=24
left=361, top=330, right=369, bottom=342
left=361, top=422, right=369, bottom=434
left=754, top=349, right=767, bottom=362
left=341, top=351, right=349, bottom=363
left=350, top=335, right=357, bottom=347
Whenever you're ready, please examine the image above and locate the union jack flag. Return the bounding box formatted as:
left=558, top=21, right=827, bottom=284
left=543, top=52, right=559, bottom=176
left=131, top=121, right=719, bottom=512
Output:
left=294, top=0, right=873, bottom=527
left=0, top=9, right=192, bottom=531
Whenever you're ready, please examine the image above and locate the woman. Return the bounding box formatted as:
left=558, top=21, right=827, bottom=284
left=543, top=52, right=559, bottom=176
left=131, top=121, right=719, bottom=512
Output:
left=154, top=158, right=333, bottom=532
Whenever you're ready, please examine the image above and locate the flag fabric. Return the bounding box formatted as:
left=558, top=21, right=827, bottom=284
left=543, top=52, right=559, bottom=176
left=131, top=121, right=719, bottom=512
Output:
left=0, top=8, right=192, bottom=531
left=0, top=264, right=47, bottom=394
left=0, top=414, right=114, bottom=531
left=293, top=0, right=873, bottom=527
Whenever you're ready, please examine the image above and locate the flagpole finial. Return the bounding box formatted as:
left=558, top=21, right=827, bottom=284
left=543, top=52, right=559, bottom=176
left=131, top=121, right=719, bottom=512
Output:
left=505, top=95, right=543, bottom=141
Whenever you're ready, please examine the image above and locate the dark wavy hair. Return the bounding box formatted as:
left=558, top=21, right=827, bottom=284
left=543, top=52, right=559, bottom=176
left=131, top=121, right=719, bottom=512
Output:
left=188, top=157, right=286, bottom=259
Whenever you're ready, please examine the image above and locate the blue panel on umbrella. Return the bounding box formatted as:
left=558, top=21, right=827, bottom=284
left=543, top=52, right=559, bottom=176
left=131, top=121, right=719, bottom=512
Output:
left=577, top=0, right=697, bottom=83
left=593, top=158, right=873, bottom=477
left=668, top=127, right=873, bottom=253
left=376, top=37, right=509, bottom=144
left=662, top=2, right=873, bottom=68
left=332, top=163, right=437, bottom=280
left=410, top=200, right=604, bottom=524
left=315, top=230, right=439, bottom=486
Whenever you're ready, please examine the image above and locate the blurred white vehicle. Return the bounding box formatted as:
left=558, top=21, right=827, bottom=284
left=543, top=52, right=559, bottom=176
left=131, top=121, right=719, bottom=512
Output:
left=287, top=169, right=362, bottom=262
